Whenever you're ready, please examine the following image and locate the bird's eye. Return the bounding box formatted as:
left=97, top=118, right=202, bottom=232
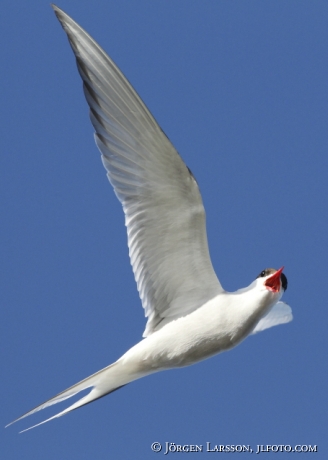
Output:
left=256, top=269, right=268, bottom=279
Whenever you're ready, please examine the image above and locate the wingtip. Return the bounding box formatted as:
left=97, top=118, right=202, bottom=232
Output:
left=50, top=4, right=59, bottom=13
left=51, top=4, right=64, bottom=26
left=51, top=4, right=71, bottom=26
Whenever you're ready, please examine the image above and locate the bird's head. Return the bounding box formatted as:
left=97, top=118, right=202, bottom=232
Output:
left=256, top=266, right=288, bottom=294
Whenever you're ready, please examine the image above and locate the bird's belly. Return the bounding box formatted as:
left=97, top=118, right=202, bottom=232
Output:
left=170, top=334, right=235, bottom=367
left=150, top=332, right=238, bottom=371
left=128, top=313, right=245, bottom=372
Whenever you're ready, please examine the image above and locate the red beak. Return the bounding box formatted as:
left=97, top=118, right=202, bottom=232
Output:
left=265, top=266, right=284, bottom=293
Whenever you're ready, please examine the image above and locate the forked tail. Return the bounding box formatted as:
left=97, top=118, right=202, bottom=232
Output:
left=6, top=359, right=141, bottom=432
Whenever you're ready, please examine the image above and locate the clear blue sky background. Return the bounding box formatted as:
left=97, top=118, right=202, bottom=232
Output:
left=1, top=1, right=327, bottom=458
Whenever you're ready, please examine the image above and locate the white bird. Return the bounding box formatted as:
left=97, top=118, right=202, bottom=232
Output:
left=7, top=5, right=292, bottom=432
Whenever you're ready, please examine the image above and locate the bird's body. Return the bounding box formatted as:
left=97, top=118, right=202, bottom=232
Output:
left=7, top=5, right=292, bottom=432
left=124, top=285, right=282, bottom=373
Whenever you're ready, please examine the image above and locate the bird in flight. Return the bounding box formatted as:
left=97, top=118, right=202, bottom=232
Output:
left=7, top=4, right=292, bottom=432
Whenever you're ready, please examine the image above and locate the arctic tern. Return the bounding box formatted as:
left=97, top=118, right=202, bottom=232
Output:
left=7, top=5, right=292, bottom=432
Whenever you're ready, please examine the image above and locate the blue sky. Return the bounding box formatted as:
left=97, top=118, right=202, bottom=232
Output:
left=1, top=1, right=327, bottom=458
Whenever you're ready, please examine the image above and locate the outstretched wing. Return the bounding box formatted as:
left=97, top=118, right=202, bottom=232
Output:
left=251, top=301, right=293, bottom=334
left=53, top=5, right=222, bottom=337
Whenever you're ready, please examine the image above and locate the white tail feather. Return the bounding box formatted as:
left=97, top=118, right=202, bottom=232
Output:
left=18, top=387, right=103, bottom=433
left=6, top=359, right=142, bottom=432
